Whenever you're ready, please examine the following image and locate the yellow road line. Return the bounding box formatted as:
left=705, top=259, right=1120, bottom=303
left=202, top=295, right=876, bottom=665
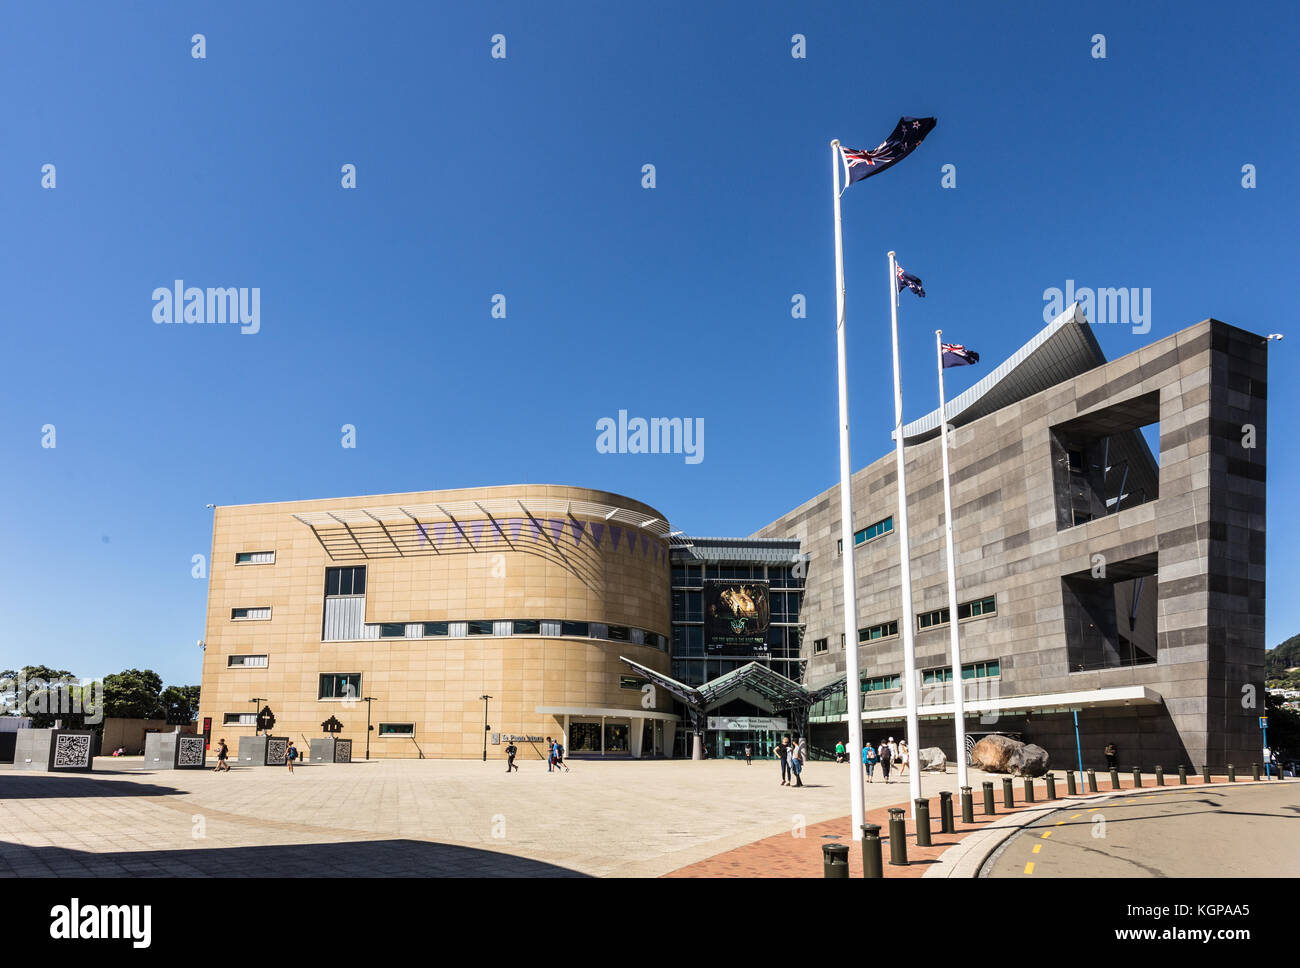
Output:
left=1055, top=820, right=1065, bottom=825
left=1024, top=861, right=1035, bottom=874
left=1040, top=830, right=1053, bottom=839
left=1070, top=813, right=1082, bottom=819
left=1032, top=844, right=1042, bottom=854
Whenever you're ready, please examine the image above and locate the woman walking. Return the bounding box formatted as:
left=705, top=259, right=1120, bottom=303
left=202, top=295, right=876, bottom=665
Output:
left=897, top=739, right=909, bottom=777
left=878, top=740, right=893, bottom=783
left=863, top=741, right=877, bottom=782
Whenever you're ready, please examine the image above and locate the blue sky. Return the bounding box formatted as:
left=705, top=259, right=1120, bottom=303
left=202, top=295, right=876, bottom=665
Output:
left=1, top=1, right=1295, bottom=686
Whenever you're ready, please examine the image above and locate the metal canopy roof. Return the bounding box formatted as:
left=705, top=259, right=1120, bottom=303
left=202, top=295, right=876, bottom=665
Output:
left=670, top=536, right=802, bottom=564
left=899, top=302, right=1107, bottom=444
left=620, top=656, right=846, bottom=714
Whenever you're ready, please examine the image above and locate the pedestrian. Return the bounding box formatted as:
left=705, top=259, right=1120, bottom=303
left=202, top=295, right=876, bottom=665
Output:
left=789, top=736, right=805, bottom=787
left=1104, top=742, right=1118, bottom=770
left=744, top=744, right=752, bottom=765
left=879, top=740, right=893, bottom=783
left=505, top=741, right=518, bottom=772
left=554, top=739, right=569, bottom=773
left=897, top=739, right=909, bottom=777
left=286, top=741, right=298, bottom=773
left=863, top=741, right=877, bottom=782
left=214, top=738, right=230, bottom=773
left=546, top=736, right=555, bottom=772
left=834, top=740, right=845, bottom=764
left=778, top=735, right=791, bottom=786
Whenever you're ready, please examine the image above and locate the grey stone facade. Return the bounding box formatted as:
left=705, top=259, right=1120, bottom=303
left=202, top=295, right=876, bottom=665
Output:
left=754, top=318, right=1267, bottom=771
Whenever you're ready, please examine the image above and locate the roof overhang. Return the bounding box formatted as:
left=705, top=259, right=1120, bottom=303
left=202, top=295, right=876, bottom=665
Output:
left=535, top=705, right=680, bottom=721
left=843, top=684, right=1163, bottom=723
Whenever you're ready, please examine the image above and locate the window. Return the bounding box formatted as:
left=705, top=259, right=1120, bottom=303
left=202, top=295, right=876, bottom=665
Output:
left=378, top=623, right=407, bottom=638
left=231, top=607, right=271, bottom=621
left=918, top=595, right=997, bottom=631
left=672, top=590, right=703, bottom=622
left=319, top=673, right=361, bottom=699
left=325, top=566, right=366, bottom=597
left=813, top=637, right=829, bottom=655
left=466, top=620, right=494, bottom=635
left=961, top=660, right=1001, bottom=680
left=840, top=633, right=846, bottom=649
left=917, top=607, right=949, bottom=630
left=422, top=621, right=448, bottom=637
left=235, top=551, right=275, bottom=564
left=854, top=516, right=894, bottom=546
left=620, top=675, right=648, bottom=690
left=672, top=564, right=702, bottom=587
left=560, top=620, right=589, bottom=638
left=1072, top=509, right=1093, bottom=526
left=923, top=667, right=954, bottom=685
left=836, top=538, right=843, bottom=556
left=227, top=654, right=269, bottom=668
left=512, top=619, right=540, bottom=635
left=223, top=712, right=257, bottom=725
left=378, top=723, right=414, bottom=736
left=858, top=620, right=899, bottom=642
left=607, top=625, right=631, bottom=641
left=673, top=625, right=704, bottom=657
left=862, top=674, right=901, bottom=693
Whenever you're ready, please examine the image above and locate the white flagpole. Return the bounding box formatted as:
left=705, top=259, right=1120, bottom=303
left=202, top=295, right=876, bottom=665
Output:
left=888, top=250, right=923, bottom=817
left=831, top=140, right=866, bottom=840
left=936, top=330, right=970, bottom=793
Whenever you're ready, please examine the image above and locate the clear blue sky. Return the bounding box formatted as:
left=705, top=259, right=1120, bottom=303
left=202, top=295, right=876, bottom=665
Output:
left=2, top=1, right=1295, bottom=686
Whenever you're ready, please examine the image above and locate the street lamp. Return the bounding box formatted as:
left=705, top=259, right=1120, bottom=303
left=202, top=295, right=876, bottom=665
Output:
left=362, top=696, right=376, bottom=760
left=249, top=698, right=265, bottom=736
left=480, top=695, right=492, bottom=762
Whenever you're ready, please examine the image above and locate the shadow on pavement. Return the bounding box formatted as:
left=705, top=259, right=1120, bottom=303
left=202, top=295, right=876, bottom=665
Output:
left=0, top=775, right=185, bottom=800
left=0, top=839, right=590, bottom=878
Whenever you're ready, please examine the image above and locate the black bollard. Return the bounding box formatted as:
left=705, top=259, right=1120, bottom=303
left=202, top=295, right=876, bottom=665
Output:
left=915, top=799, right=932, bottom=847
left=939, top=791, right=955, bottom=833
left=961, top=786, right=974, bottom=824
left=1023, top=777, right=1035, bottom=803
left=1066, top=771, right=1078, bottom=796
left=1252, top=763, right=1260, bottom=782
left=888, top=808, right=908, bottom=866
left=1109, top=768, right=1121, bottom=790
left=1155, top=766, right=1164, bottom=786
left=982, top=781, right=996, bottom=815
left=1132, top=767, right=1142, bottom=788
left=822, top=842, right=850, bottom=878
left=1087, top=769, right=1098, bottom=793
left=860, top=823, right=883, bottom=879
left=1002, top=777, right=1014, bottom=808
left=1178, top=765, right=1187, bottom=784
left=1228, top=764, right=1236, bottom=782
left=1045, top=773, right=1057, bottom=800
left=1202, top=765, right=1211, bottom=783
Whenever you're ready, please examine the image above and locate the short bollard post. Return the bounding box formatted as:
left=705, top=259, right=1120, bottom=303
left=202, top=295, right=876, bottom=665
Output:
left=915, top=799, right=932, bottom=847
left=1087, top=769, right=1098, bottom=793
left=822, top=842, right=850, bottom=879
left=982, top=781, right=996, bottom=815
left=1178, top=765, right=1187, bottom=784
left=1045, top=773, right=1057, bottom=800
left=860, top=823, right=883, bottom=879
left=1202, top=765, right=1211, bottom=783
left=1022, top=777, right=1035, bottom=803
left=1155, top=766, right=1164, bottom=786
left=961, top=786, right=974, bottom=824
left=1252, top=763, right=1260, bottom=782
left=1228, top=764, right=1236, bottom=782
left=1132, top=767, right=1142, bottom=788
left=1002, top=777, right=1014, bottom=808
left=1066, top=771, right=1078, bottom=796
left=939, top=791, right=955, bottom=834
left=888, top=808, right=908, bottom=866
left=1109, top=768, right=1121, bottom=790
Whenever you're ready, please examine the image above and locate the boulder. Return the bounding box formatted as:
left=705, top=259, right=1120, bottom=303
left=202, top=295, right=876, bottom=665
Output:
left=970, top=734, right=1020, bottom=773
left=1007, top=743, right=1050, bottom=777
left=918, top=747, right=947, bottom=771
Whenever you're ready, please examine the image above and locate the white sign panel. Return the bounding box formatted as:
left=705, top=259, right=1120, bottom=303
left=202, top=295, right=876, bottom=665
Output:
left=707, top=716, right=788, bottom=731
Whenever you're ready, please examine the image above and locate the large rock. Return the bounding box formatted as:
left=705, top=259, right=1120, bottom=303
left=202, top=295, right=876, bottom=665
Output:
left=918, top=747, right=947, bottom=771
left=970, top=734, right=1020, bottom=773
left=1008, top=743, right=1050, bottom=777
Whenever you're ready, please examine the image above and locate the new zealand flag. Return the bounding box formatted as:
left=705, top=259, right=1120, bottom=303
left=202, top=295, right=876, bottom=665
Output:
left=840, top=116, right=937, bottom=189
left=941, top=343, right=979, bottom=368
left=896, top=264, right=926, bottom=298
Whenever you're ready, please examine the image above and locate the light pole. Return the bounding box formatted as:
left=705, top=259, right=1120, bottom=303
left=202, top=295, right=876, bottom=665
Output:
left=363, top=696, right=376, bottom=760
left=480, top=695, right=492, bottom=762
left=249, top=698, right=265, bottom=736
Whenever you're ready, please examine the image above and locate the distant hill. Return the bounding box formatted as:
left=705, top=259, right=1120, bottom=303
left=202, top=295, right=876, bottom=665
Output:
left=1266, top=634, right=1300, bottom=678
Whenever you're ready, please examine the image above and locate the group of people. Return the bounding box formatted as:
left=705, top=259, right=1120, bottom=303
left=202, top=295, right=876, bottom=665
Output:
left=210, top=737, right=301, bottom=772
left=777, top=734, right=807, bottom=787
left=503, top=736, right=568, bottom=772
left=861, top=737, right=908, bottom=783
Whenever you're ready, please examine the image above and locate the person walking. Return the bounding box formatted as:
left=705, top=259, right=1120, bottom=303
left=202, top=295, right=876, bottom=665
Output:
left=778, top=735, right=791, bottom=786
left=744, top=744, right=752, bottom=765
left=897, top=739, right=909, bottom=777
left=505, top=741, right=518, bottom=772
left=789, top=736, right=805, bottom=787
left=214, top=738, right=230, bottom=773
left=554, top=739, right=569, bottom=773
left=879, top=740, right=893, bottom=783
left=1104, top=742, right=1118, bottom=770
left=863, top=741, right=877, bottom=782
left=286, top=741, right=298, bottom=773
left=545, top=736, right=555, bottom=771
left=834, top=740, right=846, bottom=764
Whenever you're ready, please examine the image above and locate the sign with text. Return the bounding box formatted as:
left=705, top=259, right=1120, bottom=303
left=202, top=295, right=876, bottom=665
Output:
left=703, top=579, right=770, bottom=655
left=707, top=716, right=789, bottom=731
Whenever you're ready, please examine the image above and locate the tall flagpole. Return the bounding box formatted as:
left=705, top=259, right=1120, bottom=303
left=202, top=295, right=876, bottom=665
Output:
left=831, top=140, right=866, bottom=840
left=888, top=250, right=923, bottom=816
left=936, top=330, right=970, bottom=793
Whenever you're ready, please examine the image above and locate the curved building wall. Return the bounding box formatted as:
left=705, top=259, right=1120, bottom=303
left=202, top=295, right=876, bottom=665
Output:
left=198, top=484, right=674, bottom=760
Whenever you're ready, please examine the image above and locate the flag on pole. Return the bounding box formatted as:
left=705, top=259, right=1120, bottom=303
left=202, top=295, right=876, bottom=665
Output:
left=896, top=264, right=926, bottom=298
left=839, top=116, right=937, bottom=190
left=941, top=343, right=980, bottom=368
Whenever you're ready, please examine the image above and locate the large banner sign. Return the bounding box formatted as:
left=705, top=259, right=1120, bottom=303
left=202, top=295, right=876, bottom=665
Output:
left=704, top=579, right=770, bottom=654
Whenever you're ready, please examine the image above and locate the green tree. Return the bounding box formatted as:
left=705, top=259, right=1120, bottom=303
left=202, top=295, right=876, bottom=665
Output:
left=1265, top=692, right=1300, bottom=759
left=1, top=664, right=80, bottom=727
left=161, top=685, right=200, bottom=725
left=102, top=669, right=165, bottom=720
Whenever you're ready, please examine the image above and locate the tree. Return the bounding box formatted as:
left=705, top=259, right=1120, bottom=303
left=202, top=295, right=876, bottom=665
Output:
left=1265, top=692, right=1300, bottom=759
left=102, top=669, right=164, bottom=720
left=161, top=685, right=200, bottom=725
left=1, top=665, right=80, bottom=727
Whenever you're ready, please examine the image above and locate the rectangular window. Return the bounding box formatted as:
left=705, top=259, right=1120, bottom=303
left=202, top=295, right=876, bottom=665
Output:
left=222, top=712, right=257, bottom=725
left=377, top=723, right=414, bottom=736
left=231, top=607, right=271, bottom=621
left=836, top=538, right=843, bottom=556
left=606, top=625, right=631, bottom=641
left=858, top=620, right=899, bottom=642
left=862, top=674, right=901, bottom=693
left=378, top=623, right=407, bottom=638
left=813, top=637, right=829, bottom=655
left=560, top=620, right=589, bottom=638
left=325, top=566, right=366, bottom=597
left=919, top=595, right=997, bottom=631
left=227, top=654, right=269, bottom=668
left=961, top=660, right=1001, bottom=680
left=235, top=551, right=275, bottom=564
left=422, top=621, right=449, bottom=637
left=922, top=667, right=954, bottom=685
left=619, top=675, right=648, bottom=690
left=467, top=620, right=494, bottom=635
left=512, top=619, right=540, bottom=635
left=319, top=673, right=361, bottom=700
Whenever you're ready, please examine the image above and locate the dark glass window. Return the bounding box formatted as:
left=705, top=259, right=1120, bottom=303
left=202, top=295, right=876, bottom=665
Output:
left=422, top=622, right=448, bottom=637
left=326, top=566, right=366, bottom=596
left=467, top=620, right=494, bottom=635
left=319, top=673, right=361, bottom=699
left=671, top=565, right=687, bottom=586
left=512, top=619, right=540, bottom=635
left=770, top=593, right=788, bottom=622
left=379, top=623, right=406, bottom=638
left=607, top=625, right=630, bottom=641
left=236, top=552, right=254, bottom=563
left=560, top=620, right=589, bottom=638
left=813, top=637, right=829, bottom=655
left=378, top=723, right=414, bottom=736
